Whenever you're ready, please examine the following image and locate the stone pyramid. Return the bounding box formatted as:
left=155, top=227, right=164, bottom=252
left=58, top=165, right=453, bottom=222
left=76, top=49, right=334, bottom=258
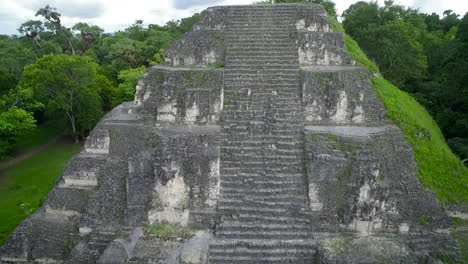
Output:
left=0, top=4, right=461, bottom=264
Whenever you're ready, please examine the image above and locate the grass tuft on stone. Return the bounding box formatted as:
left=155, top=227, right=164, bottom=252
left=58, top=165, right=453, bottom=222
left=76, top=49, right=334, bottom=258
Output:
left=144, top=225, right=199, bottom=241
left=330, top=17, right=468, bottom=206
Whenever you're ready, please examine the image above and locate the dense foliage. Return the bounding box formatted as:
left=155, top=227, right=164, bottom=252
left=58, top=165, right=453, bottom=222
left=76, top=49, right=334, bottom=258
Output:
left=0, top=6, right=200, bottom=159
left=341, top=1, right=468, bottom=160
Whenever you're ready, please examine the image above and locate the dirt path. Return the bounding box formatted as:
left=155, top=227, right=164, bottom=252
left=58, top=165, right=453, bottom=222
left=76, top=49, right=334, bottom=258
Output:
left=0, top=135, right=64, bottom=171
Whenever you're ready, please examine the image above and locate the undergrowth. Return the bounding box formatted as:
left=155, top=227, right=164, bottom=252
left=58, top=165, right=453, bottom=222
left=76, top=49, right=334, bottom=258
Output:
left=330, top=18, right=468, bottom=206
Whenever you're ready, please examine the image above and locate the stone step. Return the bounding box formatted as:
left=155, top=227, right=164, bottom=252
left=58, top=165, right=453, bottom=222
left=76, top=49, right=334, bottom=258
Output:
left=234, top=213, right=311, bottom=226
left=220, top=164, right=304, bottom=172
left=221, top=119, right=302, bottom=125
left=220, top=168, right=305, bottom=176
left=225, top=63, right=299, bottom=69
left=224, top=83, right=299, bottom=89
left=227, top=31, right=291, bottom=35
left=209, top=247, right=314, bottom=257
left=224, top=69, right=299, bottom=74
left=227, top=41, right=294, bottom=47
left=222, top=97, right=301, bottom=104
left=224, top=79, right=298, bottom=84
left=227, top=35, right=293, bottom=41
left=227, top=43, right=292, bottom=48
left=225, top=57, right=297, bottom=63
left=224, top=72, right=298, bottom=76
left=227, top=49, right=297, bottom=54
left=227, top=14, right=299, bottom=19
left=209, top=238, right=315, bottom=250
left=221, top=134, right=299, bottom=141
left=222, top=140, right=298, bottom=147
left=218, top=197, right=308, bottom=209
left=222, top=115, right=303, bottom=122
left=228, top=24, right=293, bottom=28
left=218, top=221, right=310, bottom=230
left=220, top=175, right=306, bottom=184
left=219, top=192, right=309, bottom=202
left=219, top=180, right=305, bottom=191
left=226, top=55, right=296, bottom=60
left=208, top=255, right=314, bottom=264
left=220, top=187, right=306, bottom=198
left=215, top=230, right=311, bottom=240
left=222, top=144, right=302, bottom=151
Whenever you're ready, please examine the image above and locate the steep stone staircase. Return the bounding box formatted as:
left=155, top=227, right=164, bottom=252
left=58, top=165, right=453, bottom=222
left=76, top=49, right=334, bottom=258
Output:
left=209, top=6, right=315, bottom=263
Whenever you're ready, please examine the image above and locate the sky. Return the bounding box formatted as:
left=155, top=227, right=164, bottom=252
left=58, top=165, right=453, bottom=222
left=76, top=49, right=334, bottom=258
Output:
left=0, top=0, right=467, bottom=35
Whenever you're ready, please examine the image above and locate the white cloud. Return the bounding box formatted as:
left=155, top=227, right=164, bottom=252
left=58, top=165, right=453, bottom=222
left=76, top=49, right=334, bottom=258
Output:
left=0, top=0, right=466, bottom=35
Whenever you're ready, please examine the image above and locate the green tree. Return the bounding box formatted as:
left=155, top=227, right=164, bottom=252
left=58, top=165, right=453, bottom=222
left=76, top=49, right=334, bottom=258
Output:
left=0, top=72, right=38, bottom=159
left=35, top=5, right=76, bottom=55
left=360, top=20, right=427, bottom=87
left=19, top=55, right=111, bottom=141
left=0, top=71, right=17, bottom=96
left=18, top=20, right=44, bottom=49
left=0, top=107, right=36, bottom=158
left=0, top=38, right=36, bottom=79
left=72, top=22, right=104, bottom=55
left=114, top=66, right=146, bottom=104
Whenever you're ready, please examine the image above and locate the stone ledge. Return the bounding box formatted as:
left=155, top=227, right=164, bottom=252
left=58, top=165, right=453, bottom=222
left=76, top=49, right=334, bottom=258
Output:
left=304, top=125, right=397, bottom=138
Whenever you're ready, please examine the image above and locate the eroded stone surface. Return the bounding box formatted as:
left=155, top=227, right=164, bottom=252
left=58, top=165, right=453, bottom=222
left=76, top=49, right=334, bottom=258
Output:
left=0, top=4, right=460, bottom=264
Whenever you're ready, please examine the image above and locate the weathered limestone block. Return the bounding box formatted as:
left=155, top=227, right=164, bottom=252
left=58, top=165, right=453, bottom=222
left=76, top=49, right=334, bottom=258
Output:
left=126, top=159, right=156, bottom=226
left=316, top=236, right=418, bottom=264
left=135, top=66, right=224, bottom=125
left=293, top=5, right=332, bottom=32
left=316, top=233, right=461, bottom=264
left=60, top=156, right=105, bottom=188
left=301, top=66, right=387, bottom=125
left=297, top=32, right=352, bottom=65
left=0, top=209, right=77, bottom=263
left=84, top=128, right=110, bottom=155
left=165, top=7, right=229, bottom=67
left=149, top=126, right=221, bottom=228
left=305, top=125, right=450, bottom=235
left=79, top=159, right=129, bottom=228
left=97, top=228, right=143, bottom=264
left=163, top=231, right=212, bottom=264
left=165, top=31, right=226, bottom=67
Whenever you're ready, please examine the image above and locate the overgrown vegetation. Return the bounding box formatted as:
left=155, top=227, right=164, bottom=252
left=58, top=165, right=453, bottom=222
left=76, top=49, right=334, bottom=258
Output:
left=145, top=225, right=199, bottom=241
left=341, top=1, right=468, bottom=161
left=330, top=17, right=468, bottom=205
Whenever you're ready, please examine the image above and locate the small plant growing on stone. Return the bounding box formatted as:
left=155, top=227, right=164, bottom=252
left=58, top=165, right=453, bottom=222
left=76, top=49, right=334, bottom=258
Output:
left=145, top=225, right=199, bottom=241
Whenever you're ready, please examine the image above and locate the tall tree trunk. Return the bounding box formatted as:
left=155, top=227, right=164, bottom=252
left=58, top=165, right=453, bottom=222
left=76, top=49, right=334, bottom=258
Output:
left=66, top=36, right=76, bottom=55
left=33, top=35, right=42, bottom=49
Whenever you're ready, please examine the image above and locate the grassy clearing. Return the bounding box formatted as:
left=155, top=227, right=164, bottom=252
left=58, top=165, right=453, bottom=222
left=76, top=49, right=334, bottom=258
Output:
left=330, top=18, right=468, bottom=205
left=145, top=225, right=200, bottom=241
left=0, top=140, right=81, bottom=245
